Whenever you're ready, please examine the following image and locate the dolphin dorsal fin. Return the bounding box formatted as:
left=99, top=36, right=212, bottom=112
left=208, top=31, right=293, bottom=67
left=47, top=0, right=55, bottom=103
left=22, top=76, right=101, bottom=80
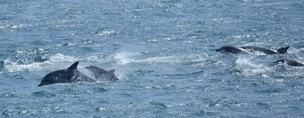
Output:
left=277, top=46, right=290, bottom=54
left=68, top=62, right=79, bottom=71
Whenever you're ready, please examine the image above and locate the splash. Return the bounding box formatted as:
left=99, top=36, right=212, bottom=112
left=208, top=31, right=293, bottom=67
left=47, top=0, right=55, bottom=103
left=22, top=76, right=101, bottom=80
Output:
left=235, top=56, right=271, bottom=77
left=114, top=52, right=137, bottom=65
left=49, top=53, right=79, bottom=62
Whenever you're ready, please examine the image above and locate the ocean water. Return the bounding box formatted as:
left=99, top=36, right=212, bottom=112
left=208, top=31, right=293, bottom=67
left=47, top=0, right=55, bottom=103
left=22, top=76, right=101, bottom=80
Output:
left=1, top=0, right=304, bottom=117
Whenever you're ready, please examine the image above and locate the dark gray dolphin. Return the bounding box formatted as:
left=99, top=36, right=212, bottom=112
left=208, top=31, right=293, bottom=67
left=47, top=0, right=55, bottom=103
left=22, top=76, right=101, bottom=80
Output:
left=38, top=62, right=96, bottom=87
left=216, top=46, right=251, bottom=54
left=241, top=46, right=289, bottom=54
left=86, top=66, right=119, bottom=81
left=273, top=59, right=304, bottom=67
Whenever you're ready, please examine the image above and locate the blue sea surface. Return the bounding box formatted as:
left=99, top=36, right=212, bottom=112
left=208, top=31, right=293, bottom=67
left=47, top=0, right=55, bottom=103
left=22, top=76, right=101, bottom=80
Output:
left=1, top=0, right=304, bottom=117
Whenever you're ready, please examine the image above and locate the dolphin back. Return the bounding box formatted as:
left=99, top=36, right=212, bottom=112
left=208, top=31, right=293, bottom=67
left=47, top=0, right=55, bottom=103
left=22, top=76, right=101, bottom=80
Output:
left=216, top=46, right=251, bottom=54
left=241, top=46, right=276, bottom=54
left=242, top=46, right=289, bottom=54
left=273, top=59, right=304, bottom=66
left=38, top=61, right=96, bottom=87
left=38, top=62, right=80, bottom=87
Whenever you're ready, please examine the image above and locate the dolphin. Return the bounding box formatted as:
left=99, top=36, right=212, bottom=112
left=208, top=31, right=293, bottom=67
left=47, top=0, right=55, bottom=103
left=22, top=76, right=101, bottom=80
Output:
left=273, top=59, right=304, bottom=67
left=38, top=62, right=96, bottom=87
left=216, top=46, right=252, bottom=54
left=241, top=46, right=289, bottom=54
left=86, top=66, right=119, bottom=81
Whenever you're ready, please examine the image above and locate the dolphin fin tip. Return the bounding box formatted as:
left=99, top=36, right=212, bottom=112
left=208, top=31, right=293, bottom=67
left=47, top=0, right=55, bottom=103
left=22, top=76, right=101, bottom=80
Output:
left=68, top=62, right=79, bottom=71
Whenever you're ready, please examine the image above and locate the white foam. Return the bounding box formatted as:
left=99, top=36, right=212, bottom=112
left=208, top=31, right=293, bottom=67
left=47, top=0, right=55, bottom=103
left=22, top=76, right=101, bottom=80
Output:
left=114, top=52, right=137, bottom=65
left=287, top=47, right=304, bottom=54
left=3, top=53, right=79, bottom=73
left=3, top=59, right=51, bottom=73
left=114, top=52, right=208, bottom=65
left=235, top=56, right=271, bottom=77
left=49, top=53, right=79, bottom=62
left=86, top=55, right=106, bottom=62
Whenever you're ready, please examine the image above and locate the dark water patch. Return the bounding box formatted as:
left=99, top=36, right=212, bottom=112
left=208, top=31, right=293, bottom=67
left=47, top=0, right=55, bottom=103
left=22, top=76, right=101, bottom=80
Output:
left=0, top=61, right=4, bottom=71
left=192, top=110, right=219, bottom=117
left=98, top=101, right=109, bottom=104
left=0, top=106, right=6, bottom=113
left=133, top=69, right=154, bottom=76
left=254, top=88, right=282, bottom=93
left=162, top=70, right=204, bottom=77
left=1, top=109, right=13, bottom=117
left=299, top=98, right=304, bottom=102
left=61, top=42, right=76, bottom=47
left=229, top=78, right=241, bottom=83
left=255, top=102, right=271, bottom=110
left=149, top=101, right=167, bottom=108
left=244, top=27, right=267, bottom=32
left=210, top=78, right=223, bottom=83
left=32, top=91, right=56, bottom=98
left=79, top=47, right=95, bottom=52
left=0, top=16, right=13, bottom=21
left=118, top=93, right=132, bottom=97
left=1, top=110, right=9, bottom=117
left=58, top=88, right=80, bottom=94
left=148, top=101, right=168, bottom=116
left=246, top=82, right=259, bottom=87
left=207, top=96, right=228, bottom=108
left=93, top=87, right=107, bottom=93
left=227, top=67, right=244, bottom=77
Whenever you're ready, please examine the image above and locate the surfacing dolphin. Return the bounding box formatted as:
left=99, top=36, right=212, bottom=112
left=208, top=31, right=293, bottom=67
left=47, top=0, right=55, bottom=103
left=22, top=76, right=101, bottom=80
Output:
left=241, top=46, right=289, bottom=54
left=38, top=62, right=96, bottom=87
left=86, top=66, right=119, bottom=81
left=273, top=59, right=304, bottom=67
left=216, top=46, right=252, bottom=54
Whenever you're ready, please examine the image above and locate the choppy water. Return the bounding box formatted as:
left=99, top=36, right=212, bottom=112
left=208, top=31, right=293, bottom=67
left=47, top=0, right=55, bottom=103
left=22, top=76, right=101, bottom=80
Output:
left=1, top=0, right=304, bottom=117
